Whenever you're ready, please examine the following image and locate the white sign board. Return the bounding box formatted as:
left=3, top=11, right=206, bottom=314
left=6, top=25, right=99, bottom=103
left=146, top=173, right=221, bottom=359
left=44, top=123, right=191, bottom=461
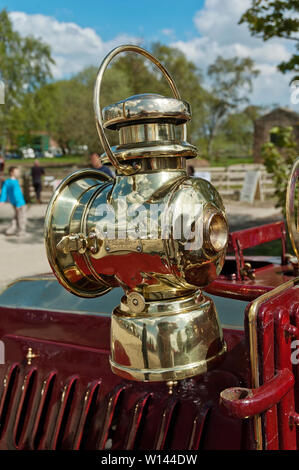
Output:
left=240, top=170, right=263, bottom=203
left=0, top=80, right=4, bottom=105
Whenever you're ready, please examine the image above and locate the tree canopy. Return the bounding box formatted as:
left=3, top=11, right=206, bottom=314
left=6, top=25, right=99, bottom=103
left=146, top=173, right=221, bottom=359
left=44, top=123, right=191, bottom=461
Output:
left=0, top=8, right=262, bottom=161
left=0, top=9, right=54, bottom=152
left=240, top=0, right=299, bottom=80
left=203, top=56, right=259, bottom=157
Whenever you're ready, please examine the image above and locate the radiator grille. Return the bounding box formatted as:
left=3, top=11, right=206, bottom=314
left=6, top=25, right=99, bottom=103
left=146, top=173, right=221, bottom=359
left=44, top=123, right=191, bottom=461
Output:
left=0, top=362, right=239, bottom=450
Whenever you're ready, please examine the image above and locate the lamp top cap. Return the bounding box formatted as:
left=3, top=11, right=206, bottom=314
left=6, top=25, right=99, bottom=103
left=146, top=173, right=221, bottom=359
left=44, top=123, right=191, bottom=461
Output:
left=102, top=93, right=191, bottom=130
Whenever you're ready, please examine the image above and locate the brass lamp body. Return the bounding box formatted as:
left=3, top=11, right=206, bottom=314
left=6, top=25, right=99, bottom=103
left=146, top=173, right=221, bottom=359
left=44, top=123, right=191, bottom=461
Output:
left=45, top=45, right=229, bottom=382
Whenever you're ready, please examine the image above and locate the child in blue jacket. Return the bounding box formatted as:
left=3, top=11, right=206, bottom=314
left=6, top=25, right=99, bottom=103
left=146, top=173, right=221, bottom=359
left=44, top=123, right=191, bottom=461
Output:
left=0, top=166, right=27, bottom=236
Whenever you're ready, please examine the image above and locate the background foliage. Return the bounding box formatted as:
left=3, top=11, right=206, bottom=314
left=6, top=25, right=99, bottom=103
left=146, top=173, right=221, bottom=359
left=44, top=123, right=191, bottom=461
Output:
left=262, top=126, right=298, bottom=212
left=0, top=9, right=264, bottom=162
left=1, top=2, right=299, bottom=171
left=240, top=0, right=299, bottom=81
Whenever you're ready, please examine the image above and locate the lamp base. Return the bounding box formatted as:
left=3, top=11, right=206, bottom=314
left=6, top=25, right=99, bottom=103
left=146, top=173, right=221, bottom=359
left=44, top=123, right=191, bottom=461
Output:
left=110, top=291, right=226, bottom=382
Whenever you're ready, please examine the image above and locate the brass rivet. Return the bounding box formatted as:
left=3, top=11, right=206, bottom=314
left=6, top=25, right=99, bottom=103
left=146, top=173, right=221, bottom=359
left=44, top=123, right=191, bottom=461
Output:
left=26, top=347, right=39, bottom=365
left=127, top=292, right=145, bottom=314
left=166, top=380, right=178, bottom=395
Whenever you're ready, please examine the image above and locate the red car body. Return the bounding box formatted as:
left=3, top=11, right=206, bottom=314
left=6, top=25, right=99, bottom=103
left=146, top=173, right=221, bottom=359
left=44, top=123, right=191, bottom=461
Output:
left=0, top=221, right=298, bottom=450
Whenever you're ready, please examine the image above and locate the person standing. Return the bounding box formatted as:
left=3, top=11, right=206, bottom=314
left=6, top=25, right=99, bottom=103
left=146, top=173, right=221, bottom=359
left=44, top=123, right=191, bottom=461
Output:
left=31, top=159, right=45, bottom=203
left=89, top=152, right=114, bottom=178
left=187, top=165, right=195, bottom=177
left=0, top=154, right=5, bottom=173
left=0, top=166, right=27, bottom=236
left=0, top=154, right=5, bottom=187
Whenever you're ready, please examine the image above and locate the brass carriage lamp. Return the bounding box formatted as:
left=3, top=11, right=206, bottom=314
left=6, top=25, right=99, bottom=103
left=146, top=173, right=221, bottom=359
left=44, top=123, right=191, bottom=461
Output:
left=45, top=45, right=229, bottom=383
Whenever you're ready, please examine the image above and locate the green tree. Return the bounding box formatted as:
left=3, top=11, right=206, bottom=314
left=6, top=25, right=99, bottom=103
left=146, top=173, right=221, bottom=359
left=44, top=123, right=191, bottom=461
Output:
left=21, top=64, right=133, bottom=156
left=262, top=125, right=298, bottom=212
left=0, top=9, right=54, bottom=152
left=243, top=104, right=265, bottom=125
left=107, top=43, right=207, bottom=148
left=19, top=42, right=260, bottom=163
left=74, top=65, right=132, bottom=153
left=240, top=0, right=299, bottom=80
left=150, top=43, right=207, bottom=147
left=220, top=111, right=255, bottom=155
left=22, top=44, right=207, bottom=157
left=204, top=56, right=259, bottom=158
left=217, top=104, right=265, bottom=157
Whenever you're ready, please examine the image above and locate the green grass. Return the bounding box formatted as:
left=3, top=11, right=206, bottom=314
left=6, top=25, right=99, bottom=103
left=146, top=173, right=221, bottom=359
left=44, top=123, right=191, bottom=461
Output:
left=209, top=156, right=254, bottom=167
left=4, top=154, right=87, bottom=172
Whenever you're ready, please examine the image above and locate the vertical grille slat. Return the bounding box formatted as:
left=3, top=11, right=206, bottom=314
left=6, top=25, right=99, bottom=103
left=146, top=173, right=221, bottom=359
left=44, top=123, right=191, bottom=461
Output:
left=125, top=393, right=152, bottom=450
left=188, top=406, right=210, bottom=450
left=0, top=363, right=19, bottom=444
left=97, top=384, right=127, bottom=450
left=155, top=398, right=178, bottom=450
left=29, top=372, right=57, bottom=450
left=13, top=368, right=37, bottom=448
left=54, top=378, right=87, bottom=449
left=72, top=380, right=101, bottom=450
left=1, top=367, right=36, bottom=449
left=49, top=375, right=78, bottom=450
left=126, top=394, right=181, bottom=450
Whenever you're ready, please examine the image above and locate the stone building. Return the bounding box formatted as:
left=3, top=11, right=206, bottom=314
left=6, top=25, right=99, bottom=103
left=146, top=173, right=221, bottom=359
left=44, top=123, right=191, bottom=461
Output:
left=253, top=107, right=299, bottom=162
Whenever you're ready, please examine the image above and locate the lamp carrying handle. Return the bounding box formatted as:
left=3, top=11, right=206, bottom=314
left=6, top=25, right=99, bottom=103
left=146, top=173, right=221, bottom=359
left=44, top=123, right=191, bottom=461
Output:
left=93, top=44, right=181, bottom=176
left=286, top=157, right=299, bottom=261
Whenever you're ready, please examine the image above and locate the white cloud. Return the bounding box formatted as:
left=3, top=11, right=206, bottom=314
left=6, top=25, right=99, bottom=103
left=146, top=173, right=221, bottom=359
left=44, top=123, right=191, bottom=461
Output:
left=171, top=0, right=295, bottom=107
left=9, top=11, right=140, bottom=79
left=194, top=0, right=254, bottom=46
left=161, top=28, right=175, bottom=39
left=8, top=6, right=297, bottom=108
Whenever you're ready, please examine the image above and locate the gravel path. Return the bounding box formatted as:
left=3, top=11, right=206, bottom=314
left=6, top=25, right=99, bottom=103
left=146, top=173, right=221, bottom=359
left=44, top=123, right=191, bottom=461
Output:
left=0, top=200, right=283, bottom=292
left=0, top=203, right=49, bottom=291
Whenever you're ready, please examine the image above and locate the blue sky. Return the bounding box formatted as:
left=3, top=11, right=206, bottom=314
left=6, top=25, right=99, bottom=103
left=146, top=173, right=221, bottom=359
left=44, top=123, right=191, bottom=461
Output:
left=1, top=0, right=297, bottom=107
left=3, top=0, right=205, bottom=43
